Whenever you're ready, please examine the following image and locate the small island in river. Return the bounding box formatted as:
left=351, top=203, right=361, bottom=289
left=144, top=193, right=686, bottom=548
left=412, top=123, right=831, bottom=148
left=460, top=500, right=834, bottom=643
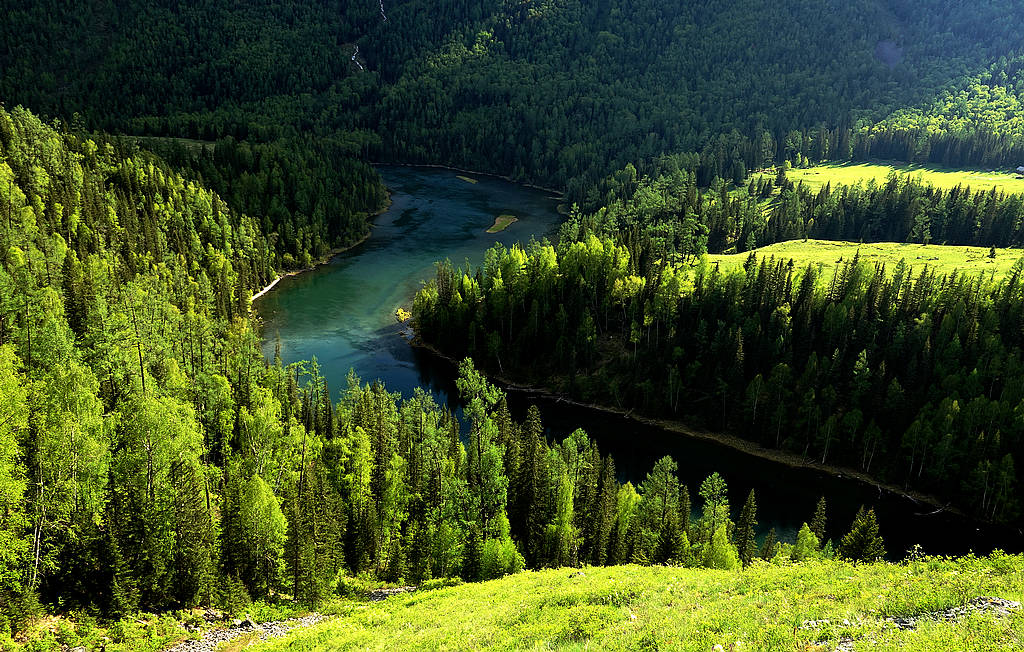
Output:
left=487, top=214, right=518, bottom=233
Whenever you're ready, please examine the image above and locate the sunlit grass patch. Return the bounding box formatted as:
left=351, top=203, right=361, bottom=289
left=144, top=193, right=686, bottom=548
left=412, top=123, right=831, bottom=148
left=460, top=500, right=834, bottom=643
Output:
left=706, top=240, right=1024, bottom=278
left=486, top=214, right=518, bottom=233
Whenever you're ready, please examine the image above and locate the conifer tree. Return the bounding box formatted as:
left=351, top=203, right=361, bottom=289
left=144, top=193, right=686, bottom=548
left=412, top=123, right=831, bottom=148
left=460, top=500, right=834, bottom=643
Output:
left=791, top=523, right=820, bottom=561
left=760, top=527, right=778, bottom=561
left=809, top=496, right=827, bottom=546
left=462, top=524, right=483, bottom=582
left=679, top=484, right=691, bottom=538
left=734, top=489, right=758, bottom=566
left=0, top=346, right=30, bottom=631
left=838, top=507, right=886, bottom=563
left=702, top=525, right=739, bottom=570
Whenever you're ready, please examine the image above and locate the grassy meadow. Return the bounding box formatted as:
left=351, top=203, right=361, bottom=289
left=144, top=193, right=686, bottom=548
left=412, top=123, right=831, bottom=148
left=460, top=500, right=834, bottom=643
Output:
left=257, top=555, right=1023, bottom=651
left=706, top=240, right=1024, bottom=278
left=758, top=161, right=1024, bottom=195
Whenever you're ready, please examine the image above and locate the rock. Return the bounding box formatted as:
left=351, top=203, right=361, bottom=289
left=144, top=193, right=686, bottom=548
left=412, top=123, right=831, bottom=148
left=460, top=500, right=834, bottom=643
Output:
left=569, top=571, right=586, bottom=578
left=203, top=609, right=223, bottom=622
left=69, top=647, right=88, bottom=652
left=165, top=613, right=330, bottom=652
left=368, top=586, right=417, bottom=601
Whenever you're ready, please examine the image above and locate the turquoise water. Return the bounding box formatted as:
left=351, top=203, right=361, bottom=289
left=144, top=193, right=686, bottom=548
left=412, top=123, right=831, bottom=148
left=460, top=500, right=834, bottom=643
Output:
left=255, top=166, right=561, bottom=400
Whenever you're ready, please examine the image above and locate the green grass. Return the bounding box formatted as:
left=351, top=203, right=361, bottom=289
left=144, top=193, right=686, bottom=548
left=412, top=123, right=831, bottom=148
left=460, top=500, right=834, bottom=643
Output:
left=706, top=240, right=1024, bottom=278
left=761, top=161, right=1024, bottom=195
left=257, top=555, right=1024, bottom=651
left=486, top=214, right=518, bottom=233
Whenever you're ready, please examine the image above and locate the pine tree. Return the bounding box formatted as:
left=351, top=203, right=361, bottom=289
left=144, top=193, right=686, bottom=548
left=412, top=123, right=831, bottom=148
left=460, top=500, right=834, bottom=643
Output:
left=809, top=496, right=827, bottom=546
left=656, top=514, right=690, bottom=565
left=462, top=524, right=483, bottom=582
left=695, top=472, right=730, bottom=547
left=838, top=507, right=886, bottom=563
left=592, top=456, right=618, bottom=566
left=679, top=484, right=691, bottom=538
left=759, top=527, right=777, bottom=561
left=734, top=490, right=758, bottom=566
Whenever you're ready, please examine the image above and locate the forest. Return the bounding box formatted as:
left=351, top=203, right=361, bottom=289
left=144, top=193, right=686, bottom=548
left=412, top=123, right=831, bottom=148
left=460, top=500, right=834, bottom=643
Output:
left=3, top=0, right=1024, bottom=645
left=6, top=0, right=1024, bottom=199
left=0, top=102, right=891, bottom=637
left=414, top=233, right=1024, bottom=524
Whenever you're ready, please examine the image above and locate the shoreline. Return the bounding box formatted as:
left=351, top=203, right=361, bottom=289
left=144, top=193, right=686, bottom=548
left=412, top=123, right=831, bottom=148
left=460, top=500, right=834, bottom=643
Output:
left=250, top=198, right=392, bottom=305
left=252, top=162, right=564, bottom=305
left=376, top=162, right=566, bottom=198
left=407, top=334, right=964, bottom=518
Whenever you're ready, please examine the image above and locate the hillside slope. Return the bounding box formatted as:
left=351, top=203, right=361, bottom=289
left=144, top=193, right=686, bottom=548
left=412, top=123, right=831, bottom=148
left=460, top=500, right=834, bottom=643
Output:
left=259, top=556, right=1023, bottom=651
left=6, top=1, right=1024, bottom=193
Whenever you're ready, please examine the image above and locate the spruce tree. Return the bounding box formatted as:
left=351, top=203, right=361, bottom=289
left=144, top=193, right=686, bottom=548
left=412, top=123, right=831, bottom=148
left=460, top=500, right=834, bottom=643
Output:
left=679, top=484, right=691, bottom=538
left=734, top=489, right=758, bottom=566
left=809, top=496, right=827, bottom=546
left=838, top=507, right=886, bottom=563
left=759, top=527, right=777, bottom=561
left=702, top=525, right=739, bottom=570
left=656, top=513, right=690, bottom=566
left=462, top=524, right=483, bottom=582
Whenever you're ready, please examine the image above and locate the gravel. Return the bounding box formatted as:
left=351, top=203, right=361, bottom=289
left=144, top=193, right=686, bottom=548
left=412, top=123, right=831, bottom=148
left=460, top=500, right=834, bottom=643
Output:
left=798, top=596, right=1021, bottom=651
left=165, top=614, right=328, bottom=652
left=367, top=586, right=417, bottom=601
left=883, top=596, right=1020, bottom=630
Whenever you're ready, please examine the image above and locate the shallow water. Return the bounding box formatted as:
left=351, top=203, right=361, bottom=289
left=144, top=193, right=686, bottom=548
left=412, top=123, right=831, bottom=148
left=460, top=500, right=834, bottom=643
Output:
left=256, top=166, right=562, bottom=400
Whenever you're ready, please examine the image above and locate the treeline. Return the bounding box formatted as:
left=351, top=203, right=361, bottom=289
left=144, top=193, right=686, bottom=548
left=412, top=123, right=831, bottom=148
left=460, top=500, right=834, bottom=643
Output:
left=851, top=55, right=1024, bottom=170
left=565, top=165, right=1024, bottom=262
left=414, top=237, right=1024, bottom=524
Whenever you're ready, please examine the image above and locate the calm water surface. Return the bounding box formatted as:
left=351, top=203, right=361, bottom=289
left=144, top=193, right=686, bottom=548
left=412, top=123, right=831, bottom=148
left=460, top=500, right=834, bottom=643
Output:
left=257, top=166, right=1022, bottom=556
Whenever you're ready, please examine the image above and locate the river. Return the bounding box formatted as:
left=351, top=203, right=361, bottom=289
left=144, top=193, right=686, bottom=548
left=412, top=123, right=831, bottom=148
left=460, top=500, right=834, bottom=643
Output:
left=256, top=166, right=1023, bottom=557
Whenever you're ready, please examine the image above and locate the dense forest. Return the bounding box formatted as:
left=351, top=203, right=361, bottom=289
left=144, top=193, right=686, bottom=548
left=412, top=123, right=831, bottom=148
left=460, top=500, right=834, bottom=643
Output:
left=136, top=136, right=387, bottom=270
left=6, top=1, right=1024, bottom=199
left=0, top=102, right=892, bottom=635
left=6, top=0, right=1024, bottom=642
left=414, top=231, right=1024, bottom=524
left=560, top=166, right=1024, bottom=260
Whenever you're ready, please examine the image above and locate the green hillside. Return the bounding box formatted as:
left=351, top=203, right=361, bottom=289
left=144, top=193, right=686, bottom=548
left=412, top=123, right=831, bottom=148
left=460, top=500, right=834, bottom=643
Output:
left=706, top=240, right=1024, bottom=278
left=260, top=556, right=1024, bottom=651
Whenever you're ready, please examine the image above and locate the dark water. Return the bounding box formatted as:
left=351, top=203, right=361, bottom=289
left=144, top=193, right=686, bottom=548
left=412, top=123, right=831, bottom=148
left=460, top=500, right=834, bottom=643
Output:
left=257, top=166, right=1023, bottom=557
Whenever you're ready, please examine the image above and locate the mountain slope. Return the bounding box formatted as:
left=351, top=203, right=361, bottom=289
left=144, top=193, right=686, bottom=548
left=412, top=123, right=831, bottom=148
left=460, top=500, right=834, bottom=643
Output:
left=6, top=1, right=1024, bottom=193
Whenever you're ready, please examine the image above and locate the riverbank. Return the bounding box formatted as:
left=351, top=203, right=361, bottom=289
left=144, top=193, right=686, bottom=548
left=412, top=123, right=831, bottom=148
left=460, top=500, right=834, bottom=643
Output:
left=408, top=335, right=962, bottom=518
left=251, top=199, right=391, bottom=304
left=379, top=162, right=565, bottom=198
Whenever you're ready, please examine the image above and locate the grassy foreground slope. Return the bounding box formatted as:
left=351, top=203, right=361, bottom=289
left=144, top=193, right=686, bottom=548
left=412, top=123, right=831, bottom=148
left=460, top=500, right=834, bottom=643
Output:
left=706, top=240, right=1024, bottom=278
left=260, top=556, right=1023, bottom=651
